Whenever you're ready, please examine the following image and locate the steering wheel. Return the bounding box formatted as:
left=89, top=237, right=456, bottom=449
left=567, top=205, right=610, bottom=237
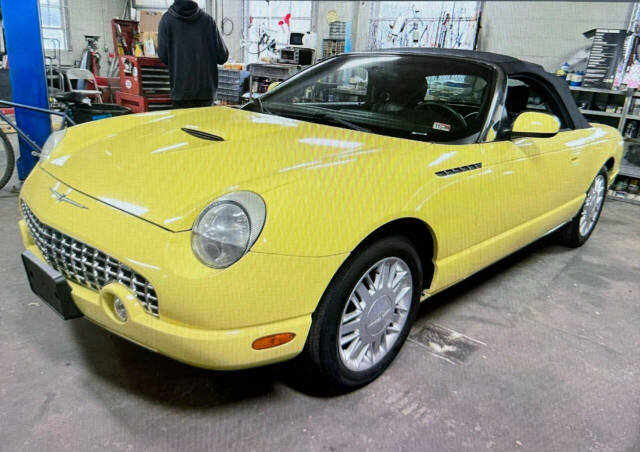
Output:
left=464, top=111, right=481, bottom=122
left=417, top=101, right=467, bottom=130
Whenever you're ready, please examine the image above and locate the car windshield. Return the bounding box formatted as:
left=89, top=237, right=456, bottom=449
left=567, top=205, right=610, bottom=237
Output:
left=251, top=54, right=496, bottom=143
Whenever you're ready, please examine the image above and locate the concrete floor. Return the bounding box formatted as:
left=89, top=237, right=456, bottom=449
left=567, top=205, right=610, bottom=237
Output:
left=1, top=163, right=639, bottom=451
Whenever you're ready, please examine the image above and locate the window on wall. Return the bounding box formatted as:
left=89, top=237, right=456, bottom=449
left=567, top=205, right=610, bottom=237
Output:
left=40, top=0, right=69, bottom=51
left=368, top=1, right=482, bottom=51
left=243, top=0, right=314, bottom=63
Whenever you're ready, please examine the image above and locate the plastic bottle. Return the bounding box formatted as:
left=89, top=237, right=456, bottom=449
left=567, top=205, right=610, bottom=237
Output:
left=557, top=62, right=570, bottom=79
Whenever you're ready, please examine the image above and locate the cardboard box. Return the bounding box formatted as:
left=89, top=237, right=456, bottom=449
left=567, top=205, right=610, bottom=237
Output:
left=139, top=10, right=163, bottom=33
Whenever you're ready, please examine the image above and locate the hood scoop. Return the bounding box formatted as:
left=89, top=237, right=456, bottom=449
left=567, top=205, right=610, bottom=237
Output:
left=182, top=128, right=224, bottom=142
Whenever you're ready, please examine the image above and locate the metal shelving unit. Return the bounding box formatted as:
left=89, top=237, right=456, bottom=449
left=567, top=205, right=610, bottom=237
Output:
left=570, top=86, right=624, bottom=95
left=608, top=196, right=640, bottom=206
left=570, top=86, right=629, bottom=132
left=570, top=86, right=640, bottom=179
left=579, top=109, right=622, bottom=118
left=619, top=161, right=640, bottom=179
left=570, top=86, right=640, bottom=204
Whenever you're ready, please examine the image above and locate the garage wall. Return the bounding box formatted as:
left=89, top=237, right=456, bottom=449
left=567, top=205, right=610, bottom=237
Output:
left=212, top=1, right=363, bottom=62
left=46, top=0, right=128, bottom=73
left=213, top=0, right=244, bottom=63
left=50, top=1, right=633, bottom=73
left=477, top=1, right=633, bottom=70
left=347, top=1, right=632, bottom=71
left=315, top=1, right=359, bottom=49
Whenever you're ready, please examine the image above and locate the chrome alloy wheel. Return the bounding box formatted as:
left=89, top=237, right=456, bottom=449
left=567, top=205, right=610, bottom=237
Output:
left=338, top=257, right=413, bottom=372
left=579, top=174, right=606, bottom=237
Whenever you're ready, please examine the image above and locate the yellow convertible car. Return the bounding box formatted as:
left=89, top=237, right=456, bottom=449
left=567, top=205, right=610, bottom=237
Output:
left=19, top=49, right=622, bottom=390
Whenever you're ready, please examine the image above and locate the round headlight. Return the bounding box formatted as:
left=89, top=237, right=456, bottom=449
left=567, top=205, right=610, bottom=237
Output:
left=192, top=192, right=266, bottom=268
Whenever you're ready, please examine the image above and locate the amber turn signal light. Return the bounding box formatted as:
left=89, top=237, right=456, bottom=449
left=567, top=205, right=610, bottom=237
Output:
left=252, top=333, right=296, bottom=350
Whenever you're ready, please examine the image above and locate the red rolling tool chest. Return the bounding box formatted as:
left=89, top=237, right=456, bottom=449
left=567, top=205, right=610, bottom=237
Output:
left=111, top=19, right=172, bottom=113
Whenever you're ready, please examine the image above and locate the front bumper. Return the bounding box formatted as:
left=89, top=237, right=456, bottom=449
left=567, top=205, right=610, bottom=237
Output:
left=19, top=168, right=347, bottom=369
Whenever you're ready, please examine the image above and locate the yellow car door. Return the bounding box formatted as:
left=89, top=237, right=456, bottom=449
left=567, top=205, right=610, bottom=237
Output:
left=422, top=131, right=572, bottom=293
left=482, top=131, right=576, bottom=229
left=479, top=77, right=588, bottom=243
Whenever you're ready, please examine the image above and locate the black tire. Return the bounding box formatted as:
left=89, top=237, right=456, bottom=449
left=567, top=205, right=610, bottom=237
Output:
left=301, top=235, right=423, bottom=392
left=561, top=167, right=608, bottom=248
left=0, top=129, right=15, bottom=191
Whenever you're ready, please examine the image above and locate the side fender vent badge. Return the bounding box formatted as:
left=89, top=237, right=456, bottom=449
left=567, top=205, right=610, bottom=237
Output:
left=181, top=128, right=224, bottom=142
left=436, top=162, right=482, bottom=177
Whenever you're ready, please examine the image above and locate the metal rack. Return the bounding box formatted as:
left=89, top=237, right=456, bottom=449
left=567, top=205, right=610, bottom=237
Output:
left=570, top=86, right=640, bottom=179
left=217, top=68, right=250, bottom=104
left=570, top=86, right=629, bottom=131
left=323, top=21, right=347, bottom=60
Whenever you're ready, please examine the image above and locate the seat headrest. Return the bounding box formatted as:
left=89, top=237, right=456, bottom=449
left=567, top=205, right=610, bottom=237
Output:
left=505, top=85, right=530, bottom=114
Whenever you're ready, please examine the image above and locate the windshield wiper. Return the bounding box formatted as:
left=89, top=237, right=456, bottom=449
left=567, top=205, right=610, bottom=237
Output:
left=312, top=113, right=371, bottom=133
left=249, top=96, right=272, bottom=115
left=256, top=102, right=371, bottom=133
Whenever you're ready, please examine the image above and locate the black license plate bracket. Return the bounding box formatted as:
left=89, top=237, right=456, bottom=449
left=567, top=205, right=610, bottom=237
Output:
left=21, top=250, right=83, bottom=320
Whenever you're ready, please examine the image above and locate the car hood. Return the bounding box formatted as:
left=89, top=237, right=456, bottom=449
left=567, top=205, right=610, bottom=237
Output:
left=40, top=107, right=397, bottom=231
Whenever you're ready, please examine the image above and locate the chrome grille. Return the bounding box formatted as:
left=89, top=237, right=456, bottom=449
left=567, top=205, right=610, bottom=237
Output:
left=21, top=202, right=159, bottom=316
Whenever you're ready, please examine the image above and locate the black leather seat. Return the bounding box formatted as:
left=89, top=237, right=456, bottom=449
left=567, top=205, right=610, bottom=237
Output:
left=505, top=85, right=530, bottom=119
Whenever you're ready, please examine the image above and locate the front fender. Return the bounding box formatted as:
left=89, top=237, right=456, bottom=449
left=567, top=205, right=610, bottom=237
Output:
left=252, top=157, right=437, bottom=257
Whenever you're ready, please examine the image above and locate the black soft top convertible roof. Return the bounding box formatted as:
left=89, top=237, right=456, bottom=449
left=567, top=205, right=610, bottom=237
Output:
left=378, top=48, right=590, bottom=129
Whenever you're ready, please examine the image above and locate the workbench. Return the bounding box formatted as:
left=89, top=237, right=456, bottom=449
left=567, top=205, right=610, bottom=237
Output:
left=248, top=63, right=307, bottom=96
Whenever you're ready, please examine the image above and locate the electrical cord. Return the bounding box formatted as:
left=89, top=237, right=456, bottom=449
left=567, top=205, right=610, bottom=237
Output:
left=246, top=32, right=272, bottom=55
left=222, top=17, right=233, bottom=36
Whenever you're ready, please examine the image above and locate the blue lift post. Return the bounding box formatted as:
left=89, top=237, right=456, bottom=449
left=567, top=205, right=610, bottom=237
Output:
left=1, top=0, right=52, bottom=181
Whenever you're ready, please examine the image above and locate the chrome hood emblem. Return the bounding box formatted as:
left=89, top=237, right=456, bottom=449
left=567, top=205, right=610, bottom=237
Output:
left=49, top=187, right=87, bottom=209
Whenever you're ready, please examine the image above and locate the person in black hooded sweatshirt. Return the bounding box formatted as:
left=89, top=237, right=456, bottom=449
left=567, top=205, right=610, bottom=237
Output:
left=158, top=0, right=229, bottom=108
